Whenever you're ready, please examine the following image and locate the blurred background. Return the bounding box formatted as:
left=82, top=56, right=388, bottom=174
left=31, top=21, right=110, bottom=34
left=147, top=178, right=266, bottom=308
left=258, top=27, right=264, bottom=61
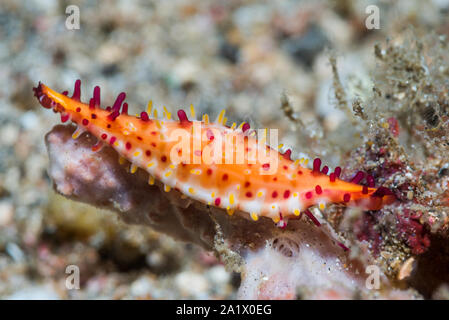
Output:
left=0, top=0, right=448, bottom=299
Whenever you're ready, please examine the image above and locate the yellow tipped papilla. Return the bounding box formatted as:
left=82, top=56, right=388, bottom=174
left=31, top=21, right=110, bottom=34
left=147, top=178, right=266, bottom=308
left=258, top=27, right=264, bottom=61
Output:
left=217, top=109, right=226, bottom=124
left=260, top=128, right=267, bottom=144
left=203, top=114, right=209, bottom=125
left=147, top=162, right=155, bottom=168
left=229, top=193, right=235, bottom=205
left=163, top=106, right=172, bottom=120
left=147, top=100, right=153, bottom=115
left=72, top=127, right=83, bottom=139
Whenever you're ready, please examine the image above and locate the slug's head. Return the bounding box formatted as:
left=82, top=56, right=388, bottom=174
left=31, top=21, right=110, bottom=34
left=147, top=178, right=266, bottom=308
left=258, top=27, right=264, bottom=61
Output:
left=33, top=80, right=115, bottom=126
left=33, top=81, right=81, bottom=114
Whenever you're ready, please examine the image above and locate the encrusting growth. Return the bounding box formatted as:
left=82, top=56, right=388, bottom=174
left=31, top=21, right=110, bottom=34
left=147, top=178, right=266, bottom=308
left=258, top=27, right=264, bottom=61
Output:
left=33, top=80, right=395, bottom=227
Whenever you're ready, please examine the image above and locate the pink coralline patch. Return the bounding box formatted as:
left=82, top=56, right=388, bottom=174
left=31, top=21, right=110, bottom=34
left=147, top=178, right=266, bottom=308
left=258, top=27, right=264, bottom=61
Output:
left=363, top=142, right=413, bottom=200
left=354, top=212, right=383, bottom=255
left=387, top=117, right=400, bottom=137
left=397, top=210, right=431, bottom=255
left=372, top=160, right=404, bottom=181
left=355, top=210, right=431, bottom=256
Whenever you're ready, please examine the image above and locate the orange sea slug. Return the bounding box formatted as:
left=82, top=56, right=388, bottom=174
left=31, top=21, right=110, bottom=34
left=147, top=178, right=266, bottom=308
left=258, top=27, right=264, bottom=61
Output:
left=33, top=80, right=395, bottom=227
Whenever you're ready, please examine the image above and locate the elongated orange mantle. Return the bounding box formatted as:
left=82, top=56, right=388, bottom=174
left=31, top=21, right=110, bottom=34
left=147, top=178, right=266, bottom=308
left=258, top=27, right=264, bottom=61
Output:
left=34, top=80, right=395, bottom=227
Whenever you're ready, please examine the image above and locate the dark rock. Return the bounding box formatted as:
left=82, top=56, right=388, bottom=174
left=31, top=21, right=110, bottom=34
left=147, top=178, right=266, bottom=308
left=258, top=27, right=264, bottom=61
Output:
left=282, top=24, right=328, bottom=68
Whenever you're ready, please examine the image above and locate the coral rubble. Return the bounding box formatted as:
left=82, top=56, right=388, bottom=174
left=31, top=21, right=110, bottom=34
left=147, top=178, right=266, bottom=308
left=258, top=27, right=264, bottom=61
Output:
left=45, top=124, right=419, bottom=299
